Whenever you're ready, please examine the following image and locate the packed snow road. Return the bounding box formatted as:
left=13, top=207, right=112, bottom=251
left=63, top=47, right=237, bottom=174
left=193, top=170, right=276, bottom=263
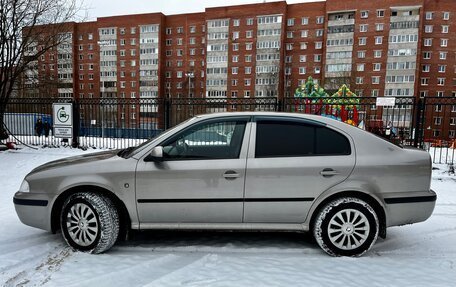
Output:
left=1, top=148, right=455, bottom=286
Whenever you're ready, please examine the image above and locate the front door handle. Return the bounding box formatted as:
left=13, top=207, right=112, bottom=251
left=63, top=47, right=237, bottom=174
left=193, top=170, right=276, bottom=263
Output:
left=320, top=168, right=340, bottom=177
left=223, top=170, right=239, bottom=179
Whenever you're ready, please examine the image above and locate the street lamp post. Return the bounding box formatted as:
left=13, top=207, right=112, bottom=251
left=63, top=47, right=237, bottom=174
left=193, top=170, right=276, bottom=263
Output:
left=185, top=72, right=194, bottom=98
left=97, top=40, right=110, bottom=139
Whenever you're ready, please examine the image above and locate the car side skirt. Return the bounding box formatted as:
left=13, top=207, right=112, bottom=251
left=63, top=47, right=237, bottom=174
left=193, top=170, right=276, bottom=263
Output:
left=137, top=222, right=308, bottom=232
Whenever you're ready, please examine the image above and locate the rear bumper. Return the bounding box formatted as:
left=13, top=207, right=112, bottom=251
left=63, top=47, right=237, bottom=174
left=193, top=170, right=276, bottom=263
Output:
left=384, top=189, right=436, bottom=227
left=14, top=192, right=53, bottom=231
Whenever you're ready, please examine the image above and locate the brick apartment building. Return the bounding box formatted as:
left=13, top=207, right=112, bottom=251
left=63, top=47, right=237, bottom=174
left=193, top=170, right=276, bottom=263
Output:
left=20, top=0, right=456, bottom=138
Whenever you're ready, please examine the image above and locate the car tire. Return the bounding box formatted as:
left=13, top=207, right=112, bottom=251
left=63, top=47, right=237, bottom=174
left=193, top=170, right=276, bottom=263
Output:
left=313, top=197, right=379, bottom=257
left=61, top=192, right=119, bottom=254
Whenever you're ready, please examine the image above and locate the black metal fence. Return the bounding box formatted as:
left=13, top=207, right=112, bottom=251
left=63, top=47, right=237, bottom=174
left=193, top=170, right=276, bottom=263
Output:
left=2, top=96, right=456, bottom=164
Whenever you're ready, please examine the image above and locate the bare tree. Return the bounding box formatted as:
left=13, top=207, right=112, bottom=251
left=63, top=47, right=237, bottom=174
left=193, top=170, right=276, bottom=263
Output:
left=0, top=0, right=82, bottom=139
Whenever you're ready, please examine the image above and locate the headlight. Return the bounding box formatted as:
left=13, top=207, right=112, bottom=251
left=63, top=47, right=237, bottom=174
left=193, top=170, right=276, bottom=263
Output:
left=19, top=180, right=30, bottom=193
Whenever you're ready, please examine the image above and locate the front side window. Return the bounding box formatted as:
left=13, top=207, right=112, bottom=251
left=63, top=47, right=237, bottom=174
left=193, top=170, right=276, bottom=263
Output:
left=255, top=120, right=351, bottom=158
left=161, top=120, right=247, bottom=160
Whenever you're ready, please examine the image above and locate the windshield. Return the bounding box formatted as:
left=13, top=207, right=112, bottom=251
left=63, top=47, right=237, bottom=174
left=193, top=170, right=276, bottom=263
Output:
left=123, top=117, right=197, bottom=158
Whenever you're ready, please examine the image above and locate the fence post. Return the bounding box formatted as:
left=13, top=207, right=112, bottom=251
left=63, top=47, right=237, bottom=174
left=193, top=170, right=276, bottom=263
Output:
left=164, top=97, right=171, bottom=130
left=72, top=99, right=80, bottom=148
left=413, top=98, right=424, bottom=148
left=277, top=99, right=282, bottom=112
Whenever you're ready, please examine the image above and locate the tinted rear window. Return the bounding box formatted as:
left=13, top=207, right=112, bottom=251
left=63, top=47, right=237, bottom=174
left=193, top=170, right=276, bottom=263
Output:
left=255, top=120, right=351, bottom=158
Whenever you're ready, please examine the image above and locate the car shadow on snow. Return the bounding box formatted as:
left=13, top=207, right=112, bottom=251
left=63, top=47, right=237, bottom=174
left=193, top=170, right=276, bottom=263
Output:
left=114, top=230, right=318, bottom=254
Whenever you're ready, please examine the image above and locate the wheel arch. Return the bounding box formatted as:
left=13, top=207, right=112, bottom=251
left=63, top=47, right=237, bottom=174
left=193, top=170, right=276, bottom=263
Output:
left=309, top=190, right=387, bottom=239
left=51, top=185, right=131, bottom=240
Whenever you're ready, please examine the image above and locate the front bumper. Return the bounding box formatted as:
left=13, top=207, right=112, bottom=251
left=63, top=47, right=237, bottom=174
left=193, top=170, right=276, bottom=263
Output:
left=384, top=189, right=437, bottom=227
left=14, top=192, right=54, bottom=231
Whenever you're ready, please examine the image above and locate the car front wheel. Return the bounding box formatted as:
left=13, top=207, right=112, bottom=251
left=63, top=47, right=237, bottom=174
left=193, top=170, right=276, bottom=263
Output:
left=313, top=197, right=379, bottom=257
left=61, top=192, right=119, bottom=254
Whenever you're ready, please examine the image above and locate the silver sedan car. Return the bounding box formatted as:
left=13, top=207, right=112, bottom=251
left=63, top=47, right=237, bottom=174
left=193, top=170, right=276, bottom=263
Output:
left=14, top=112, right=436, bottom=256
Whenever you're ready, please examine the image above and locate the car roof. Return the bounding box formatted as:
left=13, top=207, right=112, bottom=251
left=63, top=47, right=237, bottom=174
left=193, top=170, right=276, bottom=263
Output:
left=195, top=111, right=344, bottom=125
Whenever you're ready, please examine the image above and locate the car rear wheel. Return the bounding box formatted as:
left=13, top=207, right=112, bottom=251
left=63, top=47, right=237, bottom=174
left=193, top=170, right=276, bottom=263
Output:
left=61, top=192, right=119, bottom=254
left=313, top=197, right=379, bottom=257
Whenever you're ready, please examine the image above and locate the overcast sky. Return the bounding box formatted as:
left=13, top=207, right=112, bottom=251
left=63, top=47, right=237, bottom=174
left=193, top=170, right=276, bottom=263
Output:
left=79, top=0, right=323, bottom=20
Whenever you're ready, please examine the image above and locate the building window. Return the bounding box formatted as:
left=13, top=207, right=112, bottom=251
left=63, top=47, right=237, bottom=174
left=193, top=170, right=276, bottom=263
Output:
left=422, top=64, right=430, bottom=72
left=300, top=55, right=306, bottom=62
left=373, top=63, right=381, bottom=71
left=356, top=77, right=363, bottom=84
left=299, top=67, right=306, bottom=74
left=245, top=55, right=252, bottom=62
left=423, top=51, right=431, bottom=59
left=302, top=17, right=309, bottom=25
left=166, top=28, right=172, bottom=35
left=376, top=23, right=384, bottom=31
left=440, top=52, right=447, bottom=60
left=374, top=50, right=382, bottom=58
left=287, top=18, right=295, bottom=26
left=377, top=10, right=385, bottom=17
left=442, top=25, right=449, bottom=33
left=361, top=11, right=369, bottom=18
left=314, top=54, right=321, bottom=62
left=177, top=27, right=184, bottom=33
left=300, top=42, right=307, bottom=50
left=245, top=79, right=251, bottom=86
left=372, top=76, right=380, bottom=84
left=421, top=78, right=429, bottom=85
left=441, top=39, right=448, bottom=47
left=301, top=30, right=308, bottom=38
left=375, top=36, right=383, bottom=45
left=314, top=66, right=321, bottom=74
left=287, top=31, right=293, bottom=38
left=316, top=16, right=324, bottom=24
left=190, top=26, right=196, bottom=33
left=88, top=33, right=93, bottom=40
left=358, top=51, right=366, bottom=58
left=425, top=12, right=433, bottom=20
left=232, top=55, right=238, bottom=62
left=131, top=27, right=136, bottom=34
left=438, top=65, right=446, bottom=73
left=247, top=18, right=254, bottom=25
left=315, top=42, right=322, bottom=49
left=286, top=43, right=293, bottom=50
left=425, top=25, right=433, bottom=33
left=232, top=67, right=238, bottom=74
left=424, top=38, right=432, bottom=46
left=360, top=24, right=368, bottom=32
left=359, top=37, right=367, bottom=45
left=443, top=12, right=450, bottom=20
left=246, top=30, right=253, bottom=38
left=437, top=78, right=445, bottom=86
left=357, top=63, right=365, bottom=72
left=233, top=19, right=240, bottom=26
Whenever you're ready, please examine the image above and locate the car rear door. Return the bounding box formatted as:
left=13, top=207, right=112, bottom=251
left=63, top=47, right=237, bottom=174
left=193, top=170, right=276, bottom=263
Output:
left=244, top=117, right=355, bottom=223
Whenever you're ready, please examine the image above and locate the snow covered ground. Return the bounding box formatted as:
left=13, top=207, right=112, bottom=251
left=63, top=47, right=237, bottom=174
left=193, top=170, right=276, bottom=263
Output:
left=1, top=147, right=455, bottom=286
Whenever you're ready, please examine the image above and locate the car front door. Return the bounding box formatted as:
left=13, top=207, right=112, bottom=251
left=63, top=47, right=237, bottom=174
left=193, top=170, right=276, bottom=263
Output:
left=244, top=117, right=355, bottom=223
left=135, top=117, right=251, bottom=225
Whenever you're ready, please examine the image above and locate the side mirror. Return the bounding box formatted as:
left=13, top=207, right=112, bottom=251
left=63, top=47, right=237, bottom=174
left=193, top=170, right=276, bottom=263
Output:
left=145, top=146, right=164, bottom=162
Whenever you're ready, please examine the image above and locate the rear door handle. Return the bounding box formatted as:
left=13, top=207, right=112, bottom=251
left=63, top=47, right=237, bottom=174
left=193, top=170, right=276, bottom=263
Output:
left=223, top=170, right=239, bottom=179
left=320, top=168, right=340, bottom=177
